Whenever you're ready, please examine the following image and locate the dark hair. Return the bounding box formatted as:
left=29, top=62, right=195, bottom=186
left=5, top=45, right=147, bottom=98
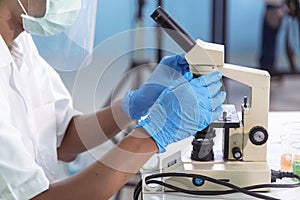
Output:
left=286, top=0, right=300, bottom=16
left=296, top=0, right=300, bottom=16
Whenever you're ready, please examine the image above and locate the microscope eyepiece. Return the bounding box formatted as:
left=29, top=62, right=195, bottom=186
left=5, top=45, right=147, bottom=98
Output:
left=151, top=6, right=196, bottom=52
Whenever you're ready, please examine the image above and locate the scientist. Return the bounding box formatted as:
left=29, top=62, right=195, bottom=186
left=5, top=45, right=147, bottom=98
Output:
left=0, top=0, right=226, bottom=199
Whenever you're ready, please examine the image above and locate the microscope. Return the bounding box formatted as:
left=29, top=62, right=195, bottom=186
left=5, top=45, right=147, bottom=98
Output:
left=141, top=7, right=271, bottom=194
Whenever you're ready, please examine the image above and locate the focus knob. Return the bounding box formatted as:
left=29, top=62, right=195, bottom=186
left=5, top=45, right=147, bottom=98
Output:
left=232, top=147, right=243, bottom=160
left=249, top=126, right=268, bottom=146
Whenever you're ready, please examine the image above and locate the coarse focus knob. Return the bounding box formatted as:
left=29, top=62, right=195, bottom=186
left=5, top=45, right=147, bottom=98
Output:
left=249, top=126, right=268, bottom=146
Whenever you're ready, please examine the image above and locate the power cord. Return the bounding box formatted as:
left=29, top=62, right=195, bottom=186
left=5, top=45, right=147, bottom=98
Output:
left=133, top=170, right=300, bottom=200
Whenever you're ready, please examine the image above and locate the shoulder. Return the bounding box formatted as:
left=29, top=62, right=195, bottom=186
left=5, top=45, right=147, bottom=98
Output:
left=16, top=32, right=59, bottom=76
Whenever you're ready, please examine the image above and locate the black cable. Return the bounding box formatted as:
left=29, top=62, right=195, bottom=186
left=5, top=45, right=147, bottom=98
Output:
left=133, top=170, right=300, bottom=200
left=133, top=179, right=142, bottom=200
left=146, top=180, right=278, bottom=199
left=146, top=172, right=278, bottom=200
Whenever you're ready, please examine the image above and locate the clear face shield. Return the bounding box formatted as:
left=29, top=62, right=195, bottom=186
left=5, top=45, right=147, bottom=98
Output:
left=22, top=0, right=98, bottom=71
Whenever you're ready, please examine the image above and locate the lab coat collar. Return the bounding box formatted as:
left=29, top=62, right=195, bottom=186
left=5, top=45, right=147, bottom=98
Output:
left=0, top=34, right=13, bottom=68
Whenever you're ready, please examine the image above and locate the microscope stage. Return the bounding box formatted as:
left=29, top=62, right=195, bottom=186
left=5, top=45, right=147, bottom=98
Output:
left=211, top=104, right=240, bottom=129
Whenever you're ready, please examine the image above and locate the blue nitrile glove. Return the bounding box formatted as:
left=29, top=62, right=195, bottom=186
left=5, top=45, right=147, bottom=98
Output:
left=137, top=71, right=226, bottom=153
left=122, top=55, right=189, bottom=120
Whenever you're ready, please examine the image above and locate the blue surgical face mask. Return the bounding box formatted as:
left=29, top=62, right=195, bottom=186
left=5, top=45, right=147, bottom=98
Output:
left=17, top=0, right=81, bottom=37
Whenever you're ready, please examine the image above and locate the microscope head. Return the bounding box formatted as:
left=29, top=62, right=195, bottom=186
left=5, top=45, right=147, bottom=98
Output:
left=185, top=39, right=224, bottom=74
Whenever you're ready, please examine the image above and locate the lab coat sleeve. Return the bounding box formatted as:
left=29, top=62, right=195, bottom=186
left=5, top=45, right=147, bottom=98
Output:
left=0, top=123, right=50, bottom=200
left=35, top=55, right=82, bottom=148
left=0, top=88, right=49, bottom=199
left=25, top=32, right=80, bottom=148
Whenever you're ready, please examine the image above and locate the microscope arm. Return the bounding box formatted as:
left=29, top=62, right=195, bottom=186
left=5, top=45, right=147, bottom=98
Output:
left=218, top=63, right=270, bottom=131
left=185, top=38, right=270, bottom=132
left=185, top=38, right=270, bottom=161
left=220, top=64, right=270, bottom=161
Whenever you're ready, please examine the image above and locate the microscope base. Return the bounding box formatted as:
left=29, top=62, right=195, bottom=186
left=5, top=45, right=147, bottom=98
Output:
left=162, top=161, right=271, bottom=192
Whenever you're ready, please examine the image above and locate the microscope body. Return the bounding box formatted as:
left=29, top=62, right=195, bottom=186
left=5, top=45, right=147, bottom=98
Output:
left=142, top=6, right=272, bottom=194
left=142, top=39, right=271, bottom=194
left=156, top=40, right=271, bottom=192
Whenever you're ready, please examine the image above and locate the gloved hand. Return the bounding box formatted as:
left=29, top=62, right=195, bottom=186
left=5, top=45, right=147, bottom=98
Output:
left=137, top=71, right=226, bottom=153
left=122, top=54, right=189, bottom=120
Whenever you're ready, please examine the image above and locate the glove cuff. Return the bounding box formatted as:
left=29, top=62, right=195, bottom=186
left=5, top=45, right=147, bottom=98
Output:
left=136, top=120, right=166, bottom=153
left=122, top=91, right=134, bottom=119
left=136, top=104, right=169, bottom=153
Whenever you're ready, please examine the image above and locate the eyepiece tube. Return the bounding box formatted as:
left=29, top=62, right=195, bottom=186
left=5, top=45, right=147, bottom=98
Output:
left=151, top=6, right=196, bottom=52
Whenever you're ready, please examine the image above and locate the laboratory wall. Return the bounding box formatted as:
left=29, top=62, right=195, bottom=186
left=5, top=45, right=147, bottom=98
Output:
left=32, top=0, right=300, bottom=76
left=32, top=0, right=300, bottom=114
left=95, top=0, right=299, bottom=72
left=227, top=0, right=265, bottom=68
left=94, top=0, right=212, bottom=56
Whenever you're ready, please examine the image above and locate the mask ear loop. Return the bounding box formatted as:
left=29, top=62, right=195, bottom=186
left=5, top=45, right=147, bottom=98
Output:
left=17, top=0, right=28, bottom=15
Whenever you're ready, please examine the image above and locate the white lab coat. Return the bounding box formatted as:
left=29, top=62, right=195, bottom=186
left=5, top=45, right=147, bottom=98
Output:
left=0, top=32, right=80, bottom=199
